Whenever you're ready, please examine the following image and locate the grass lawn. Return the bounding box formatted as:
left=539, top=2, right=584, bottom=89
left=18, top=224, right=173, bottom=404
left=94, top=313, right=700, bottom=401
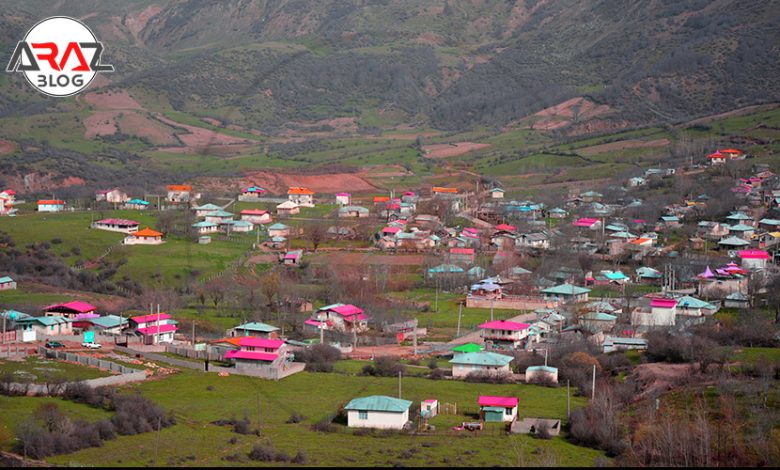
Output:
left=0, top=356, right=112, bottom=383
left=732, top=347, right=780, bottom=365
left=0, top=396, right=110, bottom=451
left=387, top=288, right=522, bottom=335
left=38, top=369, right=605, bottom=467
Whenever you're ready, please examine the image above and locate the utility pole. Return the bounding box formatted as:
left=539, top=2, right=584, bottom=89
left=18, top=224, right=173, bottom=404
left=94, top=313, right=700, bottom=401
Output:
left=456, top=302, right=463, bottom=337
left=490, top=297, right=494, bottom=322
left=591, top=364, right=596, bottom=401
left=154, top=416, right=162, bottom=466
left=412, top=328, right=417, bottom=356
left=191, top=321, right=195, bottom=346
left=398, top=370, right=402, bottom=399
left=435, top=278, right=439, bottom=312
left=566, top=380, right=571, bottom=419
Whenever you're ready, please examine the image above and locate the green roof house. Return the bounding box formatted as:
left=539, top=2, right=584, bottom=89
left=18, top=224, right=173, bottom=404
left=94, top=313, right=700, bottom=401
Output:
left=449, top=351, right=514, bottom=378
left=344, top=395, right=413, bottom=429
left=541, top=283, right=591, bottom=303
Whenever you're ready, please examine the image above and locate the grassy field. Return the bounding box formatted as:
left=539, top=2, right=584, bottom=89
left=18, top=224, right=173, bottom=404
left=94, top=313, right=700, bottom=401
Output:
left=732, top=347, right=780, bottom=365
left=387, top=288, right=524, bottom=337
left=0, top=356, right=112, bottom=383
left=0, top=396, right=111, bottom=452
left=34, top=369, right=605, bottom=467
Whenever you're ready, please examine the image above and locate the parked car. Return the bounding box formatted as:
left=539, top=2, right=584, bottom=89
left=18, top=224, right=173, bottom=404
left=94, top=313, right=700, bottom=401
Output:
left=81, top=342, right=102, bottom=349
left=45, top=340, right=65, bottom=348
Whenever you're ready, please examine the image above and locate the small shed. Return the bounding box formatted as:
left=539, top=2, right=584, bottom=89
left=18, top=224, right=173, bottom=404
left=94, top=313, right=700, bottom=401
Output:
left=525, top=365, right=559, bottom=384
left=478, top=396, right=518, bottom=423
left=421, top=399, right=439, bottom=419
left=344, top=395, right=412, bottom=430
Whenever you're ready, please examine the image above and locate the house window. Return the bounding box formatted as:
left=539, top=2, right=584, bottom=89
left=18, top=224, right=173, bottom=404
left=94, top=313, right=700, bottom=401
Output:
left=358, top=411, right=368, bottom=420
left=505, top=408, right=513, bottom=415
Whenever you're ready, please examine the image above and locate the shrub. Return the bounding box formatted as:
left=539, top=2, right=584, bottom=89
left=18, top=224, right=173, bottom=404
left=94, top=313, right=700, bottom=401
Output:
left=248, top=444, right=276, bottom=462
left=361, top=356, right=406, bottom=377
left=464, top=371, right=510, bottom=384
left=286, top=411, right=306, bottom=424
left=427, top=358, right=438, bottom=370
left=292, top=451, right=308, bottom=464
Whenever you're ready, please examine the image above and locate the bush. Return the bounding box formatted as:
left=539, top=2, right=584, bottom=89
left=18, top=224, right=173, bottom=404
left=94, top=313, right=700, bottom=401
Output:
left=292, top=451, right=308, bottom=464
left=464, top=371, right=510, bottom=384
left=428, top=368, right=447, bottom=380
left=286, top=411, right=306, bottom=424
left=248, top=444, right=276, bottom=462
left=297, top=344, right=341, bottom=372
left=427, top=358, right=438, bottom=370
left=361, top=356, right=407, bottom=377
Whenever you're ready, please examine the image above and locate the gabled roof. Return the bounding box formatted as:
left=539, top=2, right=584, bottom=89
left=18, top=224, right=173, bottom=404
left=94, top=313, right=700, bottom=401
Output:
left=449, top=351, right=514, bottom=367
left=236, top=337, right=284, bottom=349
left=192, top=221, right=217, bottom=228
left=37, top=200, right=64, bottom=205
left=126, top=199, right=150, bottom=205
left=738, top=249, right=769, bottom=259
left=582, top=312, right=617, bottom=322
left=234, top=322, right=279, bottom=333
left=204, top=209, right=234, bottom=217
left=277, top=200, right=299, bottom=209
left=133, top=227, right=163, bottom=237
left=451, top=342, right=484, bottom=353
left=268, top=223, right=289, bottom=230
left=90, top=315, right=128, bottom=329
left=241, top=209, right=268, bottom=216
left=0, top=276, right=13, bottom=283
left=288, top=187, right=314, bottom=195
left=428, top=264, right=464, bottom=274
left=193, top=203, right=222, bottom=211
left=542, top=283, right=591, bottom=295
left=478, top=396, right=518, bottom=408
left=225, top=350, right=278, bottom=361
left=718, top=236, right=750, bottom=246
left=479, top=320, right=530, bottom=331
left=676, top=296, right=716, bottom=310
left=45, top=301, right=97, bottom=313
left=130, top=312, right=172, bottom=324
left=136, top=323, right=178, bottom=335
left=344, top=395, right=412, bottom=413
left=167, top=184, right=192, bottom=191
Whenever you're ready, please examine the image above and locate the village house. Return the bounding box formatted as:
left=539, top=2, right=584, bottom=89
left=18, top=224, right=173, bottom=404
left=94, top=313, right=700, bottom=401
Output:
left=738, top=249, right=770, bottom=270
left=479, top=319, right=530, bottom=349
left=396, top=231, right=439, bottom=251
left=222, top=220, right=254, bottom=233
left=124, top=198, right=150, bottom=210
left=204, top=209, right=234, bottom=225
left=91, top=218, right=139, bottom=234
left=697, top=264, right=749, bottom=298
left=269, top=236, right=287, bottom=249
left=547, top=207, right=568, bottom=219
left=675, top=295, right=717, bottom=317
left=240, top=209, right=272, bottom=224
left=86, top=315, right=129, bottom=335
left=95, top=188, right=129, bottom=204
left=305, top=303, right=368, bottom=333
left=166, top=184, right=196, bottom=203
left=449, top=351, right=514, bottom=378
left=479, top=396, right=518, bottom=423
left=192, top=221, right=219, bottom=234
left=44, top=301, right=97, bottom=318
left=0, top=193, right=15, bottom=216
left=283, top=249, right=303, bottom=266
left=724, top=292, right=750, bottom=309
left=603, top=336, right=648, bottom=354
left=579, top=311, right=617, bottom=334
left=241, top=185, right=266, bottom=199
left=16, top=315, right=73, bottom=337
left=129, top=312, right=178, bottom=345
left=0, top=276, right=16, bottom=290
left=123, top=227, right=164, bottom=245
left=287, top=187, right=315, bottom=207
left=344, top=395, right=412, bottom=430
left=449, top=247, right=475, bottom=265
left=228, top=321, right=279, bottom=339
left=221, top=337, right=291, bottom=370
left=573, top=217, right=602, bottom=231
left=268, top=223, right=290, bottom=238
left=525, top=365, right=559, bottom=384
left=334, top=192, right=351, bottom=206
left=541, top=283, right=590, bottom=303
left=276, top=200, right=300, bottom=216
left=489, top=188, right=505, bottom=199
left=37, top=199, right=65, bottom=212
left=338, top=205, right=369, bottom=218
left=635, top=266, right=662, bottom=282
left=517, top=232, right=552, bottom=251
left=192, top=203, right=223, bottom=217
left=632, top=297, right=677, bottom=327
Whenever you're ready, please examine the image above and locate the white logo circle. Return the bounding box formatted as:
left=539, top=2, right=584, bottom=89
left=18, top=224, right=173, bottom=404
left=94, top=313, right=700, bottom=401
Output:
left=16, top=17, right=110, bottom=97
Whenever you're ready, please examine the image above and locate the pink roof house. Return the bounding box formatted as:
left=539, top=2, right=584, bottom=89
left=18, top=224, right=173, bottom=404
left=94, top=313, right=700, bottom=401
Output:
left=129, top=312, right=177, bottom=344
left=479, top=320, right=530, bottom=349
left=44, top=301, right=98, bottom=318
left=308, top=303, right=369, bottom=333
left=738, top=249, right=770, bottom=269
left=573, top=218, right=601, bottom=230
left=478, top=395, right=518, bottom=422
left=495, top=224, right=517, bottom=232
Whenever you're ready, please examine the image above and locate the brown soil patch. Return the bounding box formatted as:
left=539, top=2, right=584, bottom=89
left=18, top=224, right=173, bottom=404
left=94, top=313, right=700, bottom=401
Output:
left=117, top=112, right=180, bottom=145
left=83, top=90, right=143, bottom=110
left=124, top=4, right=163, bottom=39
left=348, top=344, right=419, bottom=359
left=4, top=172, right=86, bottom=192
left=84, top=111, right=119, bottom=138
left=422, top=142, right=491, bottom=158
left=524, top=97, right=613, bottom=131
left=247, top=254, right=280, bottom=264
left=0, top=139, right=17, bottom=155
left=18, top=281, right=131, bottom=312
left=241, top=171, right=377, bottom=194
left=628, top=362, right=696, bottom=401
left=415, top=32, right=445, bottom=46
left=578, top=138, right=671, bottom=156
left=154, top=115, right=254, bottom=152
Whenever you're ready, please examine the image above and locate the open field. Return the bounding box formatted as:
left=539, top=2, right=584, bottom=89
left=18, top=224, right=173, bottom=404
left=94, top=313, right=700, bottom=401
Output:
left=0, top=356, right=112, bottom=383
left=25, top=369, right=606, bottom=467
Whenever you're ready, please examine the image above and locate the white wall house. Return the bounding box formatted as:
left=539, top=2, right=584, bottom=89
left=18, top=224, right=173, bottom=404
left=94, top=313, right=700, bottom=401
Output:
left=344, top=395, right=412, bottom=430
